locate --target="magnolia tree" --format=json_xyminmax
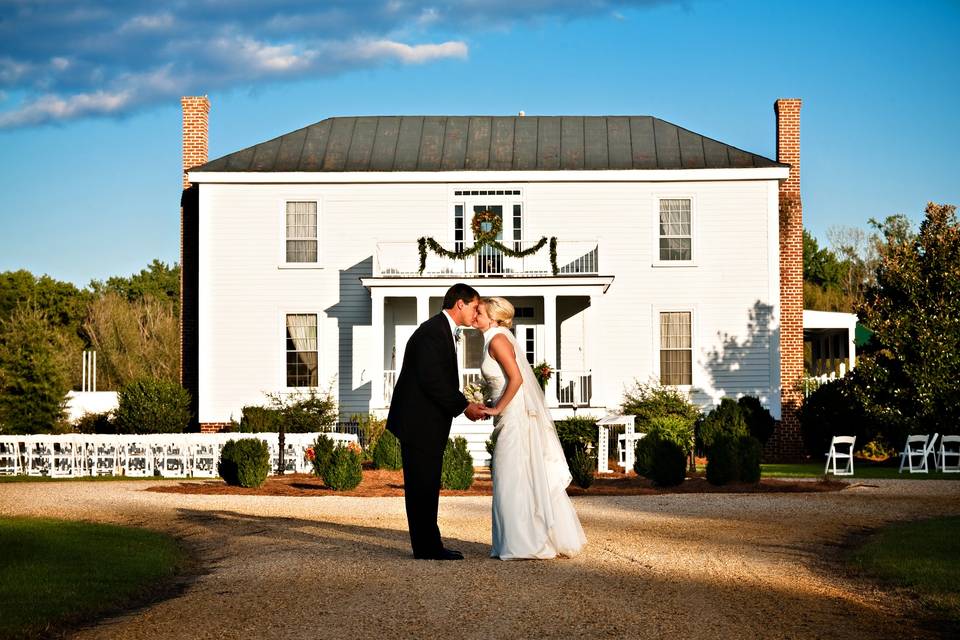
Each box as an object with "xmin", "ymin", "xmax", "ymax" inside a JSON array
[{"xmin": 855, "ymin": 202, "xmax": 960, "ymax": 438}]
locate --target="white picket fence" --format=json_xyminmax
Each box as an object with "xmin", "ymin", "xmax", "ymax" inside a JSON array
[{"xmin": 0, "ymin": 432, "xmax": 358, "ymax": 479}]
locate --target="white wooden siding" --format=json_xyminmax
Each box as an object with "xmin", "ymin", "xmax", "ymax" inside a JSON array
[{"xmin": 198, "ymin": 178, "xmax": 781, "ymax": 423}]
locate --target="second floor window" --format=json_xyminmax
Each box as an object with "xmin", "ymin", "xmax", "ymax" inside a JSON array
[
  {"xmin": 659, "ymin": 199, "xmax": 692, "ymax": 261},
  {"xmin": 286, "ymin": 201, "xmax": 318, "ymax": 263}
]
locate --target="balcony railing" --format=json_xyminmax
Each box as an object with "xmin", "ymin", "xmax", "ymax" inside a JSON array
[
  {"xmin": 553, "ymin": 370, "xmax": 592, "ymax": 407},
  {"xmin": 375, "ymin": 240, "xmax": 599, "ymax": 277}
]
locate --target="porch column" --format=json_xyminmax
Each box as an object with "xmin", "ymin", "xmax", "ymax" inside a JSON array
[
  {"xmin": 587, "ymin": 293, "xmax": 601, "ymax": 408},
  {"xmin": 416, "ymin": 294, "xmax": 430, "ymax": 325},
  {"xmin": 543, "ymin": 293, "xmax": 558, "ymax": 408},
  {"xmin": 371, "ymin": 289, "xmax": 386, "ymax": 409}
]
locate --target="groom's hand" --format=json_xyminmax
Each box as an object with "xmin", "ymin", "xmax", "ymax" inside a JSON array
[{"xmin": 464, "ymin": 403, "xmax": 486, "ymax": 421}]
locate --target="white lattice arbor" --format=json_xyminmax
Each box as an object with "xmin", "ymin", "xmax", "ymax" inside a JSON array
[{"xmin": 595, "ymin": 413, "xmax": 637, "ymax": 474}]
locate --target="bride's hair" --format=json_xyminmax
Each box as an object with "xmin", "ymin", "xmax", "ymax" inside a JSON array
[{"xmin": 482, "ymin": 296, "xmax": 515, "ymax": 329}]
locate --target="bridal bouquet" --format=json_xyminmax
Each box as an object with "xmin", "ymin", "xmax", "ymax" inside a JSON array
[{"xmin": 463, "ymin": 380, "xmax": 491, "ymax": 405}]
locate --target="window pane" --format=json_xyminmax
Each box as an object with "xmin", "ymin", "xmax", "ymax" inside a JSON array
[
  {"xmin": 286, "ymin": 202, "xmax": 318, "ymax": 262},
  {"xmin": 659, "ymin": 312, "xmax": 692, "ymax": 385},
  {"xmin": 659, "ymin": 199, "xmax": 691, "ymax": 261},
  {"xmin": 286, "ymin": 314, "xmax": 318, "ymax": 387}
]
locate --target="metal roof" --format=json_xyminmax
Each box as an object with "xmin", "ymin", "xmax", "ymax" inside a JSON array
[{"xmin": 193, "ymin": 116, "xmax": 785, "ymax": 173}]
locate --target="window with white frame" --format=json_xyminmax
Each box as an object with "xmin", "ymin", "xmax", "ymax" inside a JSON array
[
  {"xmin": 660, "ymin": 311, "xmax": 692, "ymax": 385},
  {"xmin": 286, "ymin": 314, "xmax": 318, "ymax": 387},
  {"xmin": 286, "ymin": 201, "xmax": 318, "ymax": 263},
  {"xmin": 659, "ymin": 199, "xmax": 692, "ymax": 261}
]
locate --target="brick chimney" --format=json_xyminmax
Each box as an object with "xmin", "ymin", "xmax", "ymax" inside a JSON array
[
  {"xmin": 181, "ymin": 96, "xmax": 209, "ymax": 189},
  {"xmin": 773, "ymin": 98, "xmax": 804, "ymax": 459},
  {"xmin": 180, "ymin": 96, "xmax": 208, "ymax": 431}
]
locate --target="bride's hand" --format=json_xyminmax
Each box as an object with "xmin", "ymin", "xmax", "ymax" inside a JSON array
[{"xmin": 482, "ymin": 405, "xmax": 501, "ymax": 417}]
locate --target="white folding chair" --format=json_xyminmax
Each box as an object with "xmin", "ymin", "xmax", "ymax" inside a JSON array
[
  {"xmin": 122, "ymin": 436, "xmax": 153, "ymax": 477},
  {"xmin": 824, "ymin": 435, "xmax": 856, "ymax": 476},
  {"xmin": 939, "ymin": 435, "xmax": 960, "ymax": 473},
  {"xmin": 88, "ymin": 435, "xmax": 121, "ymax": 476},
  {"xmin": 189, "ymin": 435, "xmax": 219, "ymax": 478},
  {"xmin": 899, "ymin": 434, "xmax": 933, "ymax": 473},
  {"xmin": 0, "ymin": 436, "xmax": 22, "ymax": 475},
  {"xmin": 23, "ymin": 435, "xmax": 53, "ymax": 476},
  {"xmin": 160, "ymin": 436, "xmax": 190, "ymax": 477}
]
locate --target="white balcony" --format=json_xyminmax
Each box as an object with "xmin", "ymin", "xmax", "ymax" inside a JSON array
[{"xmin": 374, "ymin": 240, "xmax": 600, "ymax": 277}]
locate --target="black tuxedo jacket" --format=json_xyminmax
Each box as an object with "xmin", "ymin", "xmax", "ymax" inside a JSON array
[{"xmin": 386, "ymin": 312, "xmax": 468, "ymax": 452}]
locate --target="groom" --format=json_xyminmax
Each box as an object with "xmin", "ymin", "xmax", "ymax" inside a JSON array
[{"xmin": 386, "ymin": 283, "xmax": 486, "ymax": 560}]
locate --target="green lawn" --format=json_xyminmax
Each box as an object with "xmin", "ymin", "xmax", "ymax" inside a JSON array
[
  {"xmin": 852, "ymin": 517, "xmax": 960, "ymax": 627},
  {"xmin": 762, "ymin": 462, "xmax": 960, "ymax": 480},
  {"xmin": 0, "ymin": 517, "xmax": 186, "ymax": 639}
]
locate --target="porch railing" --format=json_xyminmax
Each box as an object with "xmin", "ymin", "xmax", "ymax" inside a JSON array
[
  {"xmin": 384, "ymin": 368, "xmax": 593, "ymax": 407},
  {"xmin": 375, "ymin": 240, "xmax": 599, "ymax": 277},
  {"xmin": 553, "ymin": 369, "xmax": 592, "ymax": 406}
]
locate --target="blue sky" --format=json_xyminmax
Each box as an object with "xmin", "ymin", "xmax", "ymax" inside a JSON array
[{"xmin": 1, "ymin": 0, "xmax": 957, "ymax": 286}]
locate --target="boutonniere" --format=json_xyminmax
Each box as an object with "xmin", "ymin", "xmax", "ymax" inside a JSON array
[{"xmin": 454, "ymin": 326, "xmax": 463, "ymax": 343}]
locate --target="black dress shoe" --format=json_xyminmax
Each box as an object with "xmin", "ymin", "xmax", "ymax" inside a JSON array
[{"xmin": 414, "ymin": 548, "xmax": 464, "ymax": 560}]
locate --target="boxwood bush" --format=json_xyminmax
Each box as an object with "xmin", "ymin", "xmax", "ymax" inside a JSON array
[
  {"xmin": 372, "ymin": 430, "xmax": 402, "ymax": 470},
  {"xmin": 569, "ymin": 447, "xmax": 595, "ymax": 489},
  {"xmin": 114, "ymin": 378, "xmax": 191, "ymax": 434},
  {"xmin": 239, "ymin": 405, "xmax": 281, "ymax": 432},
  {"xmin": 555, "ymin": 415, "xmax": 599, "ymax": 459},
  {"xmin": 74, "ymin": 411, "xmax": 114, "ymax": 434},
  {"xmin": 706, "ymin": 434, "xmax": 739, "ymax": 486},
  {"xmin": 322, "ymin": 444, "xmax": 363, "ymax": 491},
  {"xmin": 650, "ymin": 438, "xmax": 687, "ymax": 487},
  {"xmin": 697, "ymin": 398, "xmax": 748, "ymax": 453},
  {"xmin": 310, "ymin": 434, "xmax": 335, "ymax": 478},
  {"xmin": 441, "ymin": 437, "xmax": 474, "ymax": 490},
  {"xmin": 737, "ymin": 435, "xmax": 762, "ymax": 484},
  {"xmin": 218, "ymin": 438, "xmax": 270, "ymax": 488},
  {"xmin": 737, "ymin": 396, "xmax": 775, "ymax": 445}
]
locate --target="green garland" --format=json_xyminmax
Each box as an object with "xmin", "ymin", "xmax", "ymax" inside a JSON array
[{"xmin": 417, "ymin": 235, "xmax": 558, "ymax": 275}]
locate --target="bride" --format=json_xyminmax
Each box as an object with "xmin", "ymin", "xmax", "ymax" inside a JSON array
[{"xmin": 475, "ymin": 296, "xmax": 586, "ymax": 560}]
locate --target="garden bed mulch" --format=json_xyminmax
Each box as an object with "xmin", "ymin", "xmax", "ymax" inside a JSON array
[{"xmin": 147, "ymin": 468, "xmax": 848, "ymax": 497}]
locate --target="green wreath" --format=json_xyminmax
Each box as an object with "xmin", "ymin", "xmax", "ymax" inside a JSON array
[{"xmin": 470, "ymin": 210, "xmax": 502, "ymax": 242}]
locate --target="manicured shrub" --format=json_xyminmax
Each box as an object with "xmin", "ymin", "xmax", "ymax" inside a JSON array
[
  {"xmin": 74, "ymin": 411, "xmax": 114, "ymax": 434},
  {"xmin": 218, "ymin": 438, "xmax": 270, "ymax": 488},
  {"xmin": 697, "ymin": 398, "xmax": 748, "ymax": 453},
  {"xmin": 310, "ymin": 434, "xmax": 335, "ymax": 478},
  {"xmin": 555, "ymin": 415, "xmax": 599, "ymax": 459},
  {"xmin": 355, "ymin": 413, "xmax": 386, "ymax": 455},
  {"xmin": 322, "ymin": 444, "xmax": 363, "ymax": 491},
  {"xmin": 646, "ymin": 415, "xmax": 695, "ymax": 451},
  {"xmin": 650, "ymin": 438, "xmax": 687, "ymax": 487},
  {"xmin": 441, "ymin": 437, "xmax": 474, "ymax": 490},
  {"xmin": 569, "ymin": 447, "xmax": 595, "ymax": 489},
  {"xmin": 114, "ymin": 378, "xmax": 191, "ymax": 434},
  {"xmin": 736, "ymin": 435, "xmax": 762, "ymax": 484},
  {"xmin": 738, "ymin": 395, "xmax": 775, "ymax": 445},
  {"xmin": 372, "ymin": 429, "xmax": 402, "ymax": 470},
  {"xmin": 634, "ymin": 435, "xmax": 655, "ymax": 477},
  {"xmin": 621, "ymin": 380, "xmax": 700, "ymax": 432},
  {"xmin": 278, "ymin": 390, "xmax": 338, "ymax": 433},
  {"xmin": 239, "ymin": 405, "xmax": 281, "ymax": 432},
  {"xmin": 706, "ymin": 434, "xmax": 739, "ymax": 486}
]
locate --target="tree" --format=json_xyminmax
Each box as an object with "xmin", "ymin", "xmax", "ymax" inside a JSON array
[
  {"xmin": 83, "ymin": 292, "xmax": 179, "ymax": 389},
  {"xmin": 0, "ymin": 305, "xmax": 74, "ymax": 434},
  {"xmin": 90, "ymin": 260, "xmax": 180, "ymax": 313},
  {"xmin": 803, "ymin": 230, "xmax": 851, "ymax": 311},
  {"xmin": 856, "ymin": 203, "xmax": 960, "ymax": 435}
]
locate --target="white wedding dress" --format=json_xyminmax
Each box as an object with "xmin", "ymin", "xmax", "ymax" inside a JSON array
[{"xmin": 482, "ymin": 326, "xmax": 586, "ymax": 559}]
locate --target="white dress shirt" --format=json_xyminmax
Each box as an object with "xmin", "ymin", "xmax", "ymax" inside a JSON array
[{"xmin": 442, "ymin": 310, "xmax": 460, "ymax": 351}]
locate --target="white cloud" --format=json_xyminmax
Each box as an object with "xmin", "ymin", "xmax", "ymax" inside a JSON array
[
  {"xmin": 120, "ymin": 12, "xmax": 175, "ymax": 33},
  {"xmin": 0, "ymin": 89, "xmax": 133, "ymax": 128},
  {"xmin": 50, "ymin": 57, "xmax": 71, "ymax": 71},
  {"xmin": 352, "ymin": 39, "xmax": 468, "ymax": 64}
]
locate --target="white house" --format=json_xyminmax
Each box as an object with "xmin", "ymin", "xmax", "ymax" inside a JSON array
[{"xmin": 180, "ymin": 99, "xmax": 806, "ymax": 461}]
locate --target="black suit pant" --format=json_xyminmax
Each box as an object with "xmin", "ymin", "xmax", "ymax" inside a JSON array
[{"xmin": 400, "ymin": 441, "xmax": 445, "ymax": 557}]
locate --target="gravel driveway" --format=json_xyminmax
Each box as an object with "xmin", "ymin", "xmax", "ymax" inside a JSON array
[{"xmin": 2, "ymin": 479, "xmax": 958, "ymax": 639}]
